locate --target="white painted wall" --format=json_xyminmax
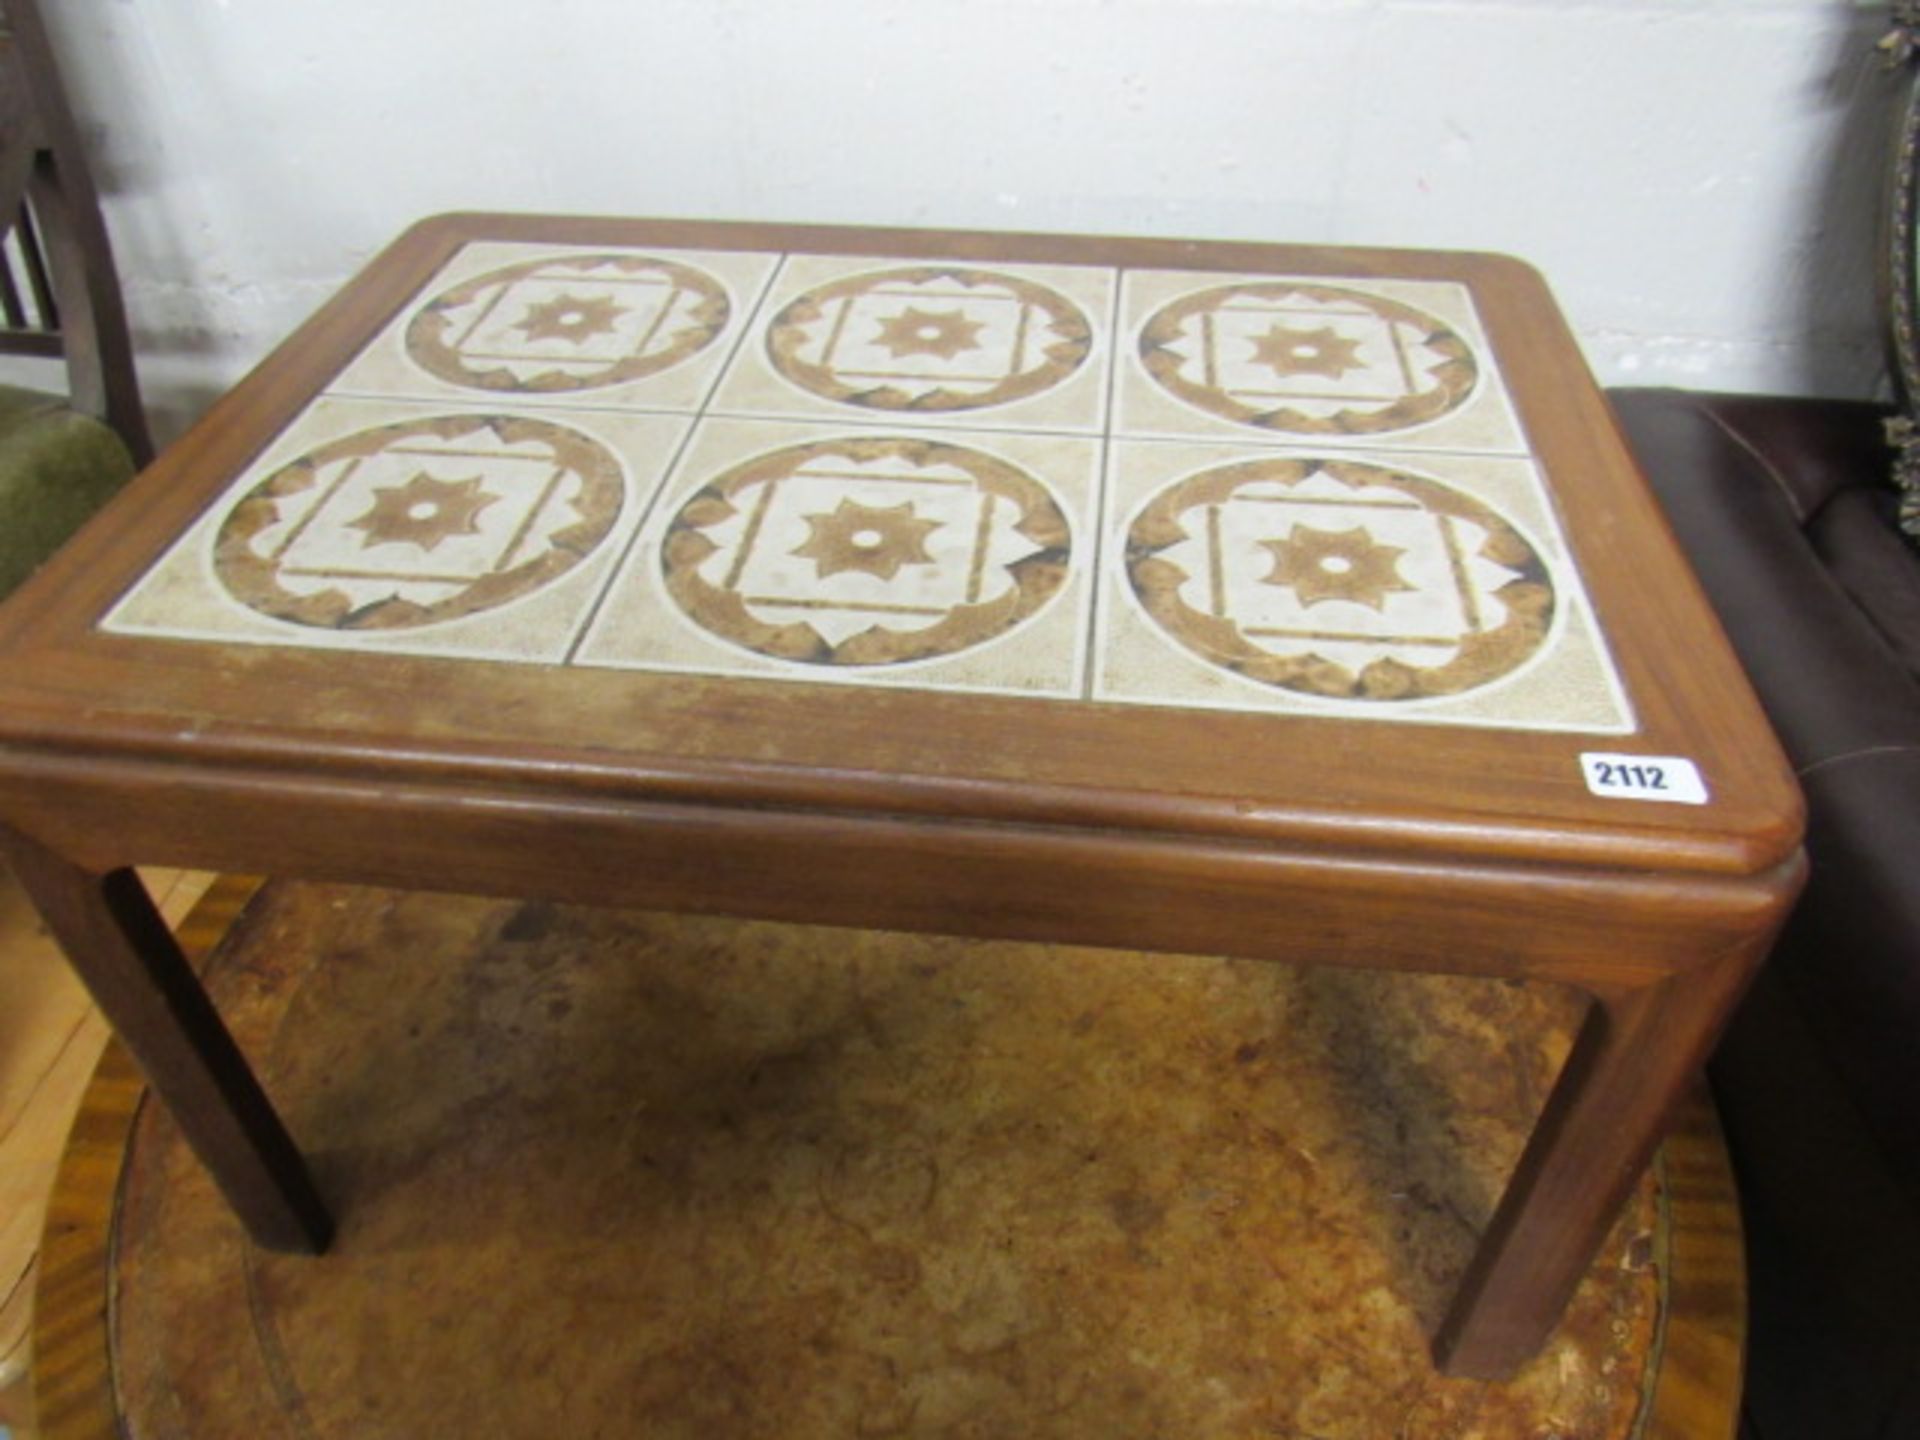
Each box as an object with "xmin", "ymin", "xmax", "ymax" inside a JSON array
[{"xmin": 32, "ymin": 0, "xmax": 1903, "ymax": 441}]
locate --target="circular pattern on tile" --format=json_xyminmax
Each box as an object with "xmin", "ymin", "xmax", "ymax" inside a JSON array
[
  {"xmin": 1138, "ymin": 282, "xmax": 1479, "ymax": 435},
  {"xmin": 661, "ymin": 436, "xmax": 1071, "ymax": 666},
  {"xmin": 214, "ymin": 414, "xmax": 624, "ymax": 630},
  {"xmin": 405, "ymin": 253, "xmax": 730, "ymax": 392},
  {"xmin": 765, "ymin": 266, "xmax": 1093, "ymax": 412},
  {"xmin": 1125, "ymin": 456, "xmax": 1554, "ymax": 700}
]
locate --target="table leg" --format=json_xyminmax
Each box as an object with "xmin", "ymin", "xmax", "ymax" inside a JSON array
[
  {"xmin": 2, "ymin": 829, "xmax": 332, "ymax": 1253},
  {"xmin": 1431, "ymin": 936, "xmax": 1763, "ymax": 1379}
]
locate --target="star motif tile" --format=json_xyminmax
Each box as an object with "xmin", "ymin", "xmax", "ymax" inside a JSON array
[
  {"xmin": 101, "ymin": 239, "xmax": 1633, "ymax": 734},
  {"xmin": 1259, "ymin": 524, "xmax": 1416, "ymax": 611},
  {"xmin": 706, "ymin": 253, "xmax": 1117, "ymax": 435},
  {"xmin": 1248, "ymin": 323, "xmax": 1368, "ymax": 382},
  {"xmin": 325, "ymin": 242, "xmax": 782, "ymax": 413},
  {"xmin": 104, "ymin": 398, "xmax": 691, "ymax": 663},
  {"xmin": 510, "ymin": 292, "xmax": 632, "ymax": 347},
  {"xmin": 1096, "ymin": 439, "xmax": 1632, "ymax": 731},
  {"xmin": 1114, "ymin": 269, "xmax": 1529, "ymax": 455},
  {"xmin": 792, "ymin": 497, "xmax": 946, "ymax": 583},
  {"xmin": 574, "ymin": 417, "xmax": 1098, "ymax": 695},
  {"xmin": 344, "ymin": 471, "xmax": 501, "ymax": 554},
  {"xmin": 869, "ymin": 306, "xmax": 990, "ymax": 363}
]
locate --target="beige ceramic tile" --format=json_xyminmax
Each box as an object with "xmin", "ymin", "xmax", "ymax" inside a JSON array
[
  {"xmin": 1093, "ymin": 439, "xmax": 1633, "ymax": 733},
  {"xmin": 1112, "ymin": 270, "xmax": 1529, "ymax": 455},
  {"xmin": 103, "ymin": 397, "xmax": 692, "ymax": 665},
  {"xmin": 97, "ymin": 246, "xmax": 1633, "ymax": 735},
  {"xmin": 326, "ymin": 242, "xmax": 781, "ymax": 414},
  {"xmin": 575, "ymin": 416, "xmax": 1099, "ymax": 698},
  {"xmin": 706, "ymin": 254, "xmax": 1116, "ymax": 435}
]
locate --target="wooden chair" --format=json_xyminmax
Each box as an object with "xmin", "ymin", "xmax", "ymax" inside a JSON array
[{"xmin": 0, "ymin": 0, "xmax": 150, "ymax": 597}]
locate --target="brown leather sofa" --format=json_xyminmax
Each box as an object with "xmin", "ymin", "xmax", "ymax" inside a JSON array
[{"xmin": 1608, "ymin": 389, "xmax": 1920, "ymax": 1440}]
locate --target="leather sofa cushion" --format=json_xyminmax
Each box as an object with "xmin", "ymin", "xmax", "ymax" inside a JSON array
[
  {"xmin": 1610, "ymin": 387, "xmax": 1920, "ymax": 1207},
  {"xmin": 1615, "ymin": 388, "xmax": 1894, "ymax": 524},
  {"xmin": 1809, "ymin": 484, "xmax": 1920, "ymax": 679},
  {"xmin": 1789, "ymin": 746, "xmax": 1920, "ymax": 1202},
  {"xmin": 1606, "ymin": 388, "xmax": 1920, "ymax": 765}
]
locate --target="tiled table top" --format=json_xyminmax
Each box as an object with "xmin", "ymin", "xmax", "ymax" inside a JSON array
[
  {"xmin": 6, "ymin": 223, "xmax": 1799, "ymax": 1391},
  {"xmin": 104, "ymin": 242, "xmax": 1631, "ymax": 735}
]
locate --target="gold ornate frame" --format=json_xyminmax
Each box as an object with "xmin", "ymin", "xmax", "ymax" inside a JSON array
[{"xmin": 1881, "ymin": 3, "xmax": 1920, "ymax": 534}]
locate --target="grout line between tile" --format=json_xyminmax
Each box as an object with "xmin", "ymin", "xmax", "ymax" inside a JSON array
[
  {"xmin": 693, "ymin": 256, "xmax": 790, "ymax": 417},
  {"xmin": 1086, "ymin": 445, "xmax": 1123, "ymax": 706},
  {"xmin": 1098, "ymin": 270, "xmax": 1127, "ymax": 439},
  {"xmin": 318, "ymin": 387, "xmax": 707, "ymax": 421},
  {"xmin": 559, "ymin": 258, "xmax": 789, "ymax": 665},
  {"xmin": 1103, "ymin": 428, "xmax": 1536, "ymax": 463},
  {"xmin": 568, "ymin": 646, "xmax": 1087, "ymax": 704},
  {"xmin": 1081, "ymin": 270, "xmax": 1130, "ymax": 701},
  {"xmin": 699, "ymin": 409, "xmax": 1103, "ymax": 444},
  {"xmin": 560, "ymin": 416, "xmax": 703, "ymax": 667}
]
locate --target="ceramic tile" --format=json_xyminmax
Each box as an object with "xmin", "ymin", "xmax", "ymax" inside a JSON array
[
  {"xmin": 325, "ymin": 242, "xmax": 781, "ymax": 413},
  {"xmin": 574, "ymin": 417, "xmax": 1100, "ymax": 697},
  {"xmin": 103, "ymin": 397, "xmax": 692, "ymax": 665},
  {"xmin": 1112, "ymin": 270, "xmax": 1529, "ymax": 455},
  {"xmin": 103, "ymin": 243, "xmax": 1640, "ymax": 736},
  {"xmin": 705, "ymin": 254, "xmax": 1116, "ymax": 435},
  {"xmin": 1093, "ymin": 439, "xmax": 1633, "ymax": 732}
]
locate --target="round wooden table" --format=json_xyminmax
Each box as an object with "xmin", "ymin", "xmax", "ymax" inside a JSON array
[{"xmin": 33, "ymin": 877, "xmax": 1743, "ymax": 1439}]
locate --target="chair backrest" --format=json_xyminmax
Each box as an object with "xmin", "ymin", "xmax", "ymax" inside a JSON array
[{"xmin": 0, "ymin": 0, "xmax": 150, "ymax": 464}]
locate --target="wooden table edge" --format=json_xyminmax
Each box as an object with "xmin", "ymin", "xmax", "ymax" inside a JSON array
[
  {"xmin": 0, "ymin": 712, "xmax": 1801, "ymax": 881},
  {"xmin": 401, "ymin": 209, "xmax": 1560, "ymax": 285},
  {"xmin": 0, "ymin": 744, "xmax": 1805, "ymax": 1000},
  {"xmin": 0, "ymin": 211, "xmax": 1807, "ymax": 884}
]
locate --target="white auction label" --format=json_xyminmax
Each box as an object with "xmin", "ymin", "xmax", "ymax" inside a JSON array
[{"xmin": 1579, "ymin": 753, "xmax": 1709, "ymax": 805}]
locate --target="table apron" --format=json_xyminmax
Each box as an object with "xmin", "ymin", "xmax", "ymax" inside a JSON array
[{"xmin": 0, "ymin": 752, "xmax": 1801, "ymax": 998}]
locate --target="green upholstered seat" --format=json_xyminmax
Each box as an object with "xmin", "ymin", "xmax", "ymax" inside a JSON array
[
  {"xmin": 0, "ymin": 381, "xmax": 134, "ymax": 599},
  {"xmin": 0, "ymin": 0, "xmax": 152, "ymax": 604}
]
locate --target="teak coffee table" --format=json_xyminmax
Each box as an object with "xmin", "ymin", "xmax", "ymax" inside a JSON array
[{"xmin": 0, "ymin": 214, "xmax": 1802, "ymax": 1380}]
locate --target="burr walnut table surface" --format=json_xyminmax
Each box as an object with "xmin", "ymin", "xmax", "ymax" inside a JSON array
[{"xmin": 0, "ymin": 214, "xmax": 1803, "ymax": 1381}]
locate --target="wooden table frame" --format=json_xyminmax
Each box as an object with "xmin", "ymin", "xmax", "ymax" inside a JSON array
[
  {"xmin": 32, "ymin": 880, "xmax": 1751, "ymax": 1440},
  {"xmin": 0, "ymin": 214, "xmax": 1804, "ymax": 1381}
]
